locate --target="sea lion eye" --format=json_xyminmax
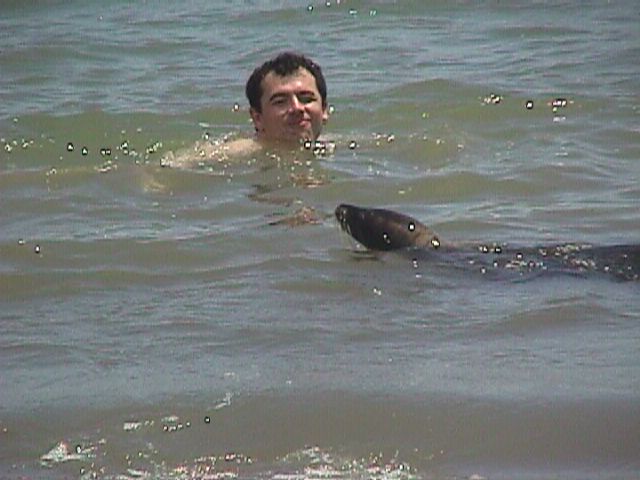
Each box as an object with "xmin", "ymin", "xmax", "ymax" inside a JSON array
[
  {"xmin": 431, "ymin": 237, "xmax": 441, "ymax": 249},
  {"xmin": 408, "ymin": 222, "xmax": 415, "ymax": 232}
]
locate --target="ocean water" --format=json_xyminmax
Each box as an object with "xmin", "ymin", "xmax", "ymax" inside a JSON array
[{"xmin": 1, "ymin": 1, "xmax": 639, "ymax": 479}]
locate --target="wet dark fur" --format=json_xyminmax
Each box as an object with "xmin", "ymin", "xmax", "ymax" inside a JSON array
[
  {"xmin": 334, "ymin": 204, "xmax": 442, "ymax": 251},
  {"xmin": 335, "ymin": 203, "xmax": 640, "ymax": 281}
]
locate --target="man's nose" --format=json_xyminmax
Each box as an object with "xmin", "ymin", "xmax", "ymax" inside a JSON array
[{"xmin": 289, "ymin": 95, "xmax": 304, "ymax": 111}]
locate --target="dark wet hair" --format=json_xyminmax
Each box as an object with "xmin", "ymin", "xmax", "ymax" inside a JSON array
[{"xmin": 245, "ymin": 52, "xmax": 327, "ymax": 113}]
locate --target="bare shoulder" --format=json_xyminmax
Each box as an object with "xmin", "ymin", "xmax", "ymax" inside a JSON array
[
  {"xmin": 221, "ymin": 137, "xmax": 262, "ymax": 157},
  {"xmin": 161, "ymin": 136, "xmax": 262, "ymax": 169}
]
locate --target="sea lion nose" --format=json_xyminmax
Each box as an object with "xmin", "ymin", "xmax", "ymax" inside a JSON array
[{"xmin": 335, "ymin": 204, "xmax": 348, "ymax": 223}]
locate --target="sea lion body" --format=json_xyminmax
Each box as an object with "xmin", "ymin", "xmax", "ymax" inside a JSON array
[{"xmin": 335, "ymin": 203, "xmax": 640, "ymax": 281}]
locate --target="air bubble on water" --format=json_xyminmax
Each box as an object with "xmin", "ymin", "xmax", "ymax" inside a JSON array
[
  {"xmin": 348, "ymin": 140, "xmax": 358, "ymax": 149},
  {"xmin": 551, "ymin": 98, "xmax": 568, "ymax": 108},
  {"xmin": 214, "ymin": 392, "xmax": 233, "ymax": 410},
  {"xmin": 313, "ymin": 140, "xmax": 327, "ymax": 156},
  {"xmin": 66, "ymin": 142, "xmax": 74, "ymax": 152},
  {"xmin": 123, "ymin": 421, "xmax": 142, "ymax": 432},
  {"xmin": 328, "ymin": 104, "xmax": 335, "ymax": 114},
  {"xmin": 145, "ymin": 141, "xmax": 162, "ymax": 155},
  {"xmin": 373, "ymin": 287, "xmax": 382, "ymax": 296},
  {"xmin": 483, "ymin": 93, "xmax": 501, "ymax": 105},
  {"xmin": 81, "ymin": 146, "xmax": 88, "ymax": 156},
  {"xmin": 307, "ymin": 4, "xmax": 313, "ymax": 12},
  {"xmin": 525, "ymin": 100, "xmax": 534, "ymax": 110}
]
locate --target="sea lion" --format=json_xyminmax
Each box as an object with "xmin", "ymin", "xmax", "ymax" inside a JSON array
[
  {"xmin": 334, "ymin": 204, "xmax": 442, "ymax": 251},
  {"xmin": 335, "ymin": 203, "xmax": 640, "ymax": 281}
]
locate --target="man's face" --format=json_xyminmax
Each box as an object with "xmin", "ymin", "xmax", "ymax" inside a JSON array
[{"xmin": 250, "ymin": 67, "xmax": 328, "ymax": 144}]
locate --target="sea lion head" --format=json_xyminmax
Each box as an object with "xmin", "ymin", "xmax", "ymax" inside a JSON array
[{"xmin": 335, "ymin": 203, "xmax": 440, "ymax": 251}]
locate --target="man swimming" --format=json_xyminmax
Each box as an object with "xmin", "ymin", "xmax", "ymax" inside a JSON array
[
  {"xmin": 246, "ymin": 51, "xmax": 329, "ymax": 146},
  {"xmin": 162, "ymin": 52, "xmax": 330, "ymax": 167}
]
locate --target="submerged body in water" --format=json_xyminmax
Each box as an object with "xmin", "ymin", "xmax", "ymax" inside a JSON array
[{"xmin": 335, "ymin": 204, "xmax": 640, "ymax": 281}]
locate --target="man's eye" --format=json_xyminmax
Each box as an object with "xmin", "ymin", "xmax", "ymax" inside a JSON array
[{"xmin": 298, "ymin": 94, "xmax": 316, "ymax": 104}]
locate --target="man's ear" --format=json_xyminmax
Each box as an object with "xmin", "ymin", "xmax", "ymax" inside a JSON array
[{"xmin": 250, "ymin": 107, "xmax": 263, "ymax": 132}]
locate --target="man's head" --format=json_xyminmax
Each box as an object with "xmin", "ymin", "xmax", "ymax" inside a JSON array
[{"xmin": 246, "ymin": 52, "xmax": 329, "ymax": 144}]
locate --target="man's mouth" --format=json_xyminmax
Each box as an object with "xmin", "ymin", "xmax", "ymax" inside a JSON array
[{"xmin": 290, "ymin": 117, "xmax": 311, "ymax": 128}]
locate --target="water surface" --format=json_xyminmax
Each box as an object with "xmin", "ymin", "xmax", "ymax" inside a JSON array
[{"xmin": 1, "ymin": 2, "xmax": 639, "ymax": 479}]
